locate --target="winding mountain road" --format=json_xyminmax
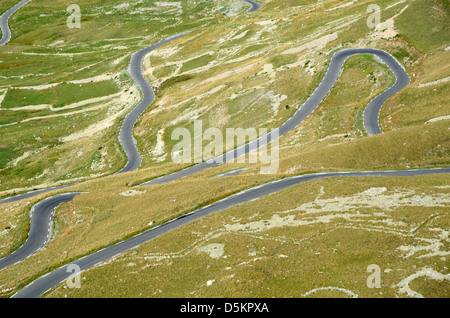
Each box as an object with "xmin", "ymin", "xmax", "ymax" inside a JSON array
[
  {"xmin": 243, "ymin": 0, "xmax": 262, "ymax": 12},
  {"xmin": 0, "ymin": 0, "xmax": 260, "ymax": 268},
  {"xmin": 12, "ymin": 167, "xmax": 449, "ymax": 298},
  {"xmin": 118, "ymin": 32, "xmax": 189, "ymax": 173},
  {"xmin": 0, "ymin": 33, "xmax": 188, "ymax": 205},
  {"xmin": 0, "ymin": 0, "xmax": 262, "ymax": 200},
  {"xmin": 0, "ymin": 192, "xmax": 81, "ymax": 270},
  {"xmin": 1, "ymin": 0, "xmax": 447, "ymax": 299},
  {"xmin": 0, "ymin": 33, "xmax": 190, "ymax": 271},
  {"xmin": 140, "ymin": 48, "xmax": 411, "ymax": 186},
  {"xmin": 0, "ymin": 0, "xmax": 30, "ymax": 46}
]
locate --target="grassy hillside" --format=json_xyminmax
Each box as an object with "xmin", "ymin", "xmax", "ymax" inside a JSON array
[
  {"xmin": 46, "ymin": 174, "xmax": 450, "ymax": 298},
  {"xmin": 0, "ymin": 0, "xmax": 247, "ymax": 195},
  {"xmin": 0, "ymin": 0, "xmax": 448, "ymax": 298}
]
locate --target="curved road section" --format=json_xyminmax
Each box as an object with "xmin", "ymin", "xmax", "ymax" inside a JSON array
[
  {"xmin": 117, "ymin": 0, "xmax": 261, "ymax": 173},
  {"xmin": 117, "ymin": 33, "xmax": 189, "ymax": 173},
  {"xmin": 141, "ymin": 48, "xmax": 411, "ymax": 186},
  {"xmin": 0, "ymin": 34, "xmax": 189, "ymax": 267},
  {"xmin": 362, "ymin": 51, "xmax": 410, "ymax": 134},
  {"xmin": 12, "ymin": 167, "xmax": 449, "ymax": 298},
  {"xmin": 0, "ymin": 1, "xmax": 261, "ymax": 201},
  {"xmin": 0, "ymin": 34, "xmax": 188, "ymax": 204},
  {"xmin": 0, "ymin": 0, "xmax": 31, "ymax": 46},
  {"xmin": 118, "ymin": 0, "xmax": 261, "ymax": 172},
  {"xmin": 0, "ymin": 0, "xmax": 261, "ymax": 266},
  {"xmin": 243, "ymin": 0, "xmax": 262, "ymax": 12},
  {"xmin": 0, "ymin": 0, "xmax": 433, "ymax": 298},
  {"xmin": 0, "ymin": 192, "xmax": 81, "ymax": 270},
  {"xmin": 0, "ymin": 184, "xmax": 77, "ymax": 206}
]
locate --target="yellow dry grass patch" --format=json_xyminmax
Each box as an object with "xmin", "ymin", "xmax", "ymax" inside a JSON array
[{"xmin": 45, "ymin": 174, "xmax": 449, "ymax": 298}]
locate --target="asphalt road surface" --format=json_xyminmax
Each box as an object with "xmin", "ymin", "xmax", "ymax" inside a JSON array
[
  {"xmin": 12, "ymin": 168, "xmax": 449, "ymax": 298},
  {"xmin": 0, "ymin": 0, "xmax": 31, "ymax": 46},
  {"xmin": 0, "ymin": 0, "xmax": 262, "ymax": 269},
  {"xmin": 0, "ymin": 0, "xmax": 261, "ymax": 201},
  {"xmin": 140, "ymin": 48, "xmax": 411, "ymax": 186},
  {"xmin": 0, "ymin": 0, "xmax": 261, "ymax": 270},
  {"xmin": 117, "ymin": 33, "xmax": 189, "ymax": 173},
  {"xmin": 2, "ymin": 0, "xmax": 446, "ymax": 299},
  {"xmin": 243, "ymin": 0, "xmax": 262, "ymax": 12},
  {"xmin": 0, "ymin": 192, "xmax": 81, "ymax": 270}
]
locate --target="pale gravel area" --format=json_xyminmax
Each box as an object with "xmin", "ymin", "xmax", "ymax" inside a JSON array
[
  {"xmin": 48, "ymin": 40, "xmax": 65, "ymax": 47},
  {"xmin": 217, "ymin": 25, "xmax": 246, "ymax": 44},
  {"xmin": 425, "ymin": 115, "xmax": 450, "ymax": 124},
  {"xmin": 119, "ymin": 189, "xmax": 147, "ymax": 197},
  {"xmin": 197, "ymin": 243, "xmax": 225, "ymax": 259},
  {"xmin": 265, "ymin": 90, "xmax": 287, "ymax": 115},
  {"xmin": 196, "ymin": 61, "xmax": 262, "ymax": 86},
  {"xmin": 416, "ymin": 76, "xmax": 450, "ymax": 88},
  {"xmin": 0, "ymin": 89, "xmax": 7, "ymax": 107},
  {"xmin": 149, "ymin": 85, "xmax": 226, "ymax": 116},
  {"xmin": 61, "ymin": 86, "xmax": 140, "ymax": 142},
  {"xmin": 148, "ymin": 128, "xmax": 167, "ymax": 162},
  {"xmin": 113, "ymin": 3, "xmax": 130, "ymax": 10},
  {"xmin": 249, "ymin": 22, "xmax": 278, "ymax": 42},
  {"xmin": 134, "ymin": 234, "xmax": 228, "ymax": 267},
  {"xmin": 397, "ymin": 228, "xmax": 449, "ymax": 259},
  {"xmin": 396, "ymin": 267, "xmax": 450, "ymax": 298},
  {"xmin": 285, "ymin": 187, "xmax": 450, "ymax": 214}
]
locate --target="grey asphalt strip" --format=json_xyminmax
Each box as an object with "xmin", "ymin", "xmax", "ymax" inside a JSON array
[
  {"xmin": 140, "ymin": 48, "xmax": 411, "ymax": 186},
  {"xmin": 214, "ymin": 168, "xmax": 248, "ymax": 178},
  {"xmin": 116, "ymin": 0, "xmax": 262, "ymax": 172},
  {"xmin": 0, "ymin": 0, "xmax": 31, "ymax": 46},
  {"xmin": 0, "ymin": 192, "xmax": 81, "ymax": 270},
  {"xmin": 0, "ymin": 34, "xmax": 188, "ymax": 204},
  {"xmin": 0, "ymin": 0, "xmax": 262, "ymax": 275},
  {"xmin": 0, "ymin": 1, "xmax": 262, "ymax": 204},
  {"xmin": 117, "ymin": 32, "xmax": 189, "ymax": 173},
  {"xmin": 1, "ymin": 0, "xmax": 438, "ymax": 299},
  {"xmin": 0, "ymin": 184, "xmax": 80, "ymax": 206},
  {"xmin": 12, "ymin": 167, "xmax": 449, "ymax": 298},
  {"xmin": 243, "ymin": 0, "xmax": 262, "ymax": 12}
]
